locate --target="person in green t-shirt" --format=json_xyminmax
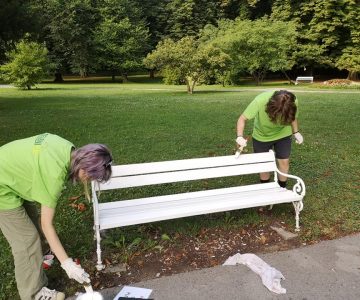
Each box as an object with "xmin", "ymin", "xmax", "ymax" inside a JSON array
[
  {"xmin": 235, "ymin": 90, "xmax": 303, "ymax": 188},
  {"xmin": 0, "ymin": 133, "xmax": 113, "ymax": 300}
]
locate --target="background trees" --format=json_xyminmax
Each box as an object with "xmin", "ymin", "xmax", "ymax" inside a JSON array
[
  {"xmin": 204, "ymin": 18, "xmax": 297, "ymax": 85},
  {"xmin": 0, "ymin": 0, "xmax": 359, "ymax": 87},
  {"xmin": 95, "ymin": 0, "xmax": 150, "ymax": 81}
]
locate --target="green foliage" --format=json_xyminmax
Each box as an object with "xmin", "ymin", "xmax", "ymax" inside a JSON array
[
  {"xmin": 144, "ymin": 37, "xmax": 231, "ymax": 93},
  {"xmin": 293, "ymin": 0, "xmax": 354, "ymax": 69},
  {"xmin": 0, "ymin": 0, "xmax": 43, "ymax": 64},
  {"xmin": 0, "ymin": 39, "xmax": 51, "ymax": 89},
  {"xmin": 209, "ymin": 18, "xmax": 297, "ymax": 85},
  {"xmin": 165, "ymin": 0, "xmax": 223, "ymax": 39},
  {"xmin": 335, "ymin": 0, "xmax": 360, "ymax": 79},
  {"xmin": 95, "ymin": 0, "xmax": 150, "ymax": 79},
  {"xmin": 45, "ymin": 0, "xmax": 100, "ymax": 77}
]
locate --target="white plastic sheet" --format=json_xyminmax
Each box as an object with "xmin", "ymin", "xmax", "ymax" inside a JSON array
[{"xmin": 223, "ymin": 253, "xmax": 286, "ymax": 294}]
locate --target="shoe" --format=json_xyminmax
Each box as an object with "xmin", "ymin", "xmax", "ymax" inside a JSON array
[{"xmin": 34, "ymin": 287, "xmax": 65, "ymax": 300}]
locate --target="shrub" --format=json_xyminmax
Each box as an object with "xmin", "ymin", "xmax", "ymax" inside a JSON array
[{"xmin": 0, "ymin": 40, "xmax": 51, "ymax": 89}]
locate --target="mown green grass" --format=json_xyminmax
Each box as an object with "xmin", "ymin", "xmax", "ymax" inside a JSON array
[{"xmin": 0, "ymin": 78, "xmax": 359, "ymax": 298}]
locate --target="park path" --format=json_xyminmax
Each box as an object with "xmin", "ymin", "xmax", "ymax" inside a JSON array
[{"xmin": 67, "ymin": 233, "xmax": 360, "ymax": 300}]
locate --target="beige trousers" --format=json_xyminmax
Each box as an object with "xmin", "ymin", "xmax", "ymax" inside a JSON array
[{"xmin": 0, "ymin": 201, "xmax": 47, "ymax": 300}]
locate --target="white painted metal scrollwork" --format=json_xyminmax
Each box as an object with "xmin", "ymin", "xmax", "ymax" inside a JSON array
[
  {"xmin": 292, "ymin": 201, "xmax": 304, "ymax": 232},
  {"xmin": 275, "ymin": 168, "xmax": 306, "ymax": 197},
  {"xmin": 293, "ymin": 179, "xmax": 305, "ymax": 196},
  {"xmin": 91, "ymin": 181, "xmax": 105, "ymax": 270},
  {"xmin": 275, "ymin": 166, "xmax": 305, "ymax": 231}
]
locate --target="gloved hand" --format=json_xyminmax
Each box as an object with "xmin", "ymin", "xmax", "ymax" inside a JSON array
[
  {"xmin": 293, "ymin": 132, "xmax": 304, "ymax": 144},
  {"xmin": 236, "ymin": 136, "xmax": 247, "ymax": 148},
  {"xmin": 61, "ymin": 258, "xmax": 90, "ymax": 284}
]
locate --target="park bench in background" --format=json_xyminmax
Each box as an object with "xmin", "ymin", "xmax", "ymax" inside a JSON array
[
  {"xmin": 91, "ymin": 150, "xmax": 305, "ymax": 270},
  {"xmin": 295, "ymin": 76, "xmax": 314, "ymax": 84}
]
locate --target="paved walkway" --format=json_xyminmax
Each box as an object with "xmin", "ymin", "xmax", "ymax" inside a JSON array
[{"xmin": 67, "ymin": 233, "xmax": 360, "ymax": 300}]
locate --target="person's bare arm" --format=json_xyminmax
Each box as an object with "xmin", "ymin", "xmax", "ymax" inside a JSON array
[
  {"xmin": 291, "ymin": 119, "xmax": 299, "ymax": 133},
  {"xmin": 41, "ymin": 205, "xmax": 68, "ymax": 263},
  {"xmin": 291, "ymin": 119, "xmax": 304, "ymax": 144},
  {"xmin": 236, "ymin": 114, "xmax": 248, "ymax": 137}
]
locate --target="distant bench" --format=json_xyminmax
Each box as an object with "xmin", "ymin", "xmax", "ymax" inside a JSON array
[
  {"xmin": 295, "ymin": 76, "xmax": 314, "ymax": 84},
  {"xmin": 91, "ymin": 150, "xmax": 305, "ymax": 270}
]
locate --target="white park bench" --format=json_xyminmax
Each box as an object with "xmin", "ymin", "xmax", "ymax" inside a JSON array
[
  {"xmin": 91, "ymin": 150, "xmax": 305, "ymax": 270},
  {"xmin": 295, "ymin": 76, "xmax": 313, "ymax": 84}
]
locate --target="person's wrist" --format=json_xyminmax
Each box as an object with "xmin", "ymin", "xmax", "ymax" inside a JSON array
[{"xmin": 293, "ymin": 131, "xmax": 299, "ymax": 134}]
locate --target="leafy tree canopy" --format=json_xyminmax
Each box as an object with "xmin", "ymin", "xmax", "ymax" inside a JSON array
[
  {"xmin": 0, "ymin": 39, "xmax": 51, "ymax": 89},
  {"xmin": 208, "ymin": 18, "xmax": 297, "ymax": 84}
]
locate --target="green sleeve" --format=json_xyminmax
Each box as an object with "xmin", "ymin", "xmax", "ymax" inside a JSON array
[{"xmin": 243, "ymin": 98, "xmax": 260, "ymax": 120}]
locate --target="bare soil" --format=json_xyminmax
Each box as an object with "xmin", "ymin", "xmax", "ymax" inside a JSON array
[{"xmin": 88, "ymin": 219, "xmax": 302, "ymax": 290}]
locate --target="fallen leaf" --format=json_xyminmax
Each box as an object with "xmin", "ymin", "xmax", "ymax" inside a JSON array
[
  {"xmin": 68, "ymin": 195, "xmax": 83, "ymax": 201},
  {"xmin": 260, "ymin": 235, "xmax": 267, "ymax": 244},
  {"xmin": 77, "ymin": 203, "xmax": 86, "ymax": 212}
]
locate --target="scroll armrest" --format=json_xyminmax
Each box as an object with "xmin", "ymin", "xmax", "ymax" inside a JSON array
[{"xmin": 276, "ymin": 168, "xmax": 306, "ymax": 197}]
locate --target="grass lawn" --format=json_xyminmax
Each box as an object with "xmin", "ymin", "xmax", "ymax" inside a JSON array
[{"xmin": 0, "ymin": 77, "xmax": 359, "ymax": 298}]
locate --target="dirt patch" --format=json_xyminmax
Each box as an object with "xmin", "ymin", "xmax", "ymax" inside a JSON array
[{"xmin": 88, "ymin": 221, "xmax": 302, "ymax": 290}]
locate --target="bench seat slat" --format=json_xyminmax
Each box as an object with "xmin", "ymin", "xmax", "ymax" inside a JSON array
[
  {"xmin": 98, "ymin": 185, "xmax": 301, "ymax": 229},
  {"xmin": 100, "ymin": 187, "xmax": 283, "ymax": 217},
  {"xmin": 98, "ymin": 161, "xmax": 276, "ymax": 190},
  {"xmin": 99, "ymin": 182, "xmax": 279, "ymax": 209}
]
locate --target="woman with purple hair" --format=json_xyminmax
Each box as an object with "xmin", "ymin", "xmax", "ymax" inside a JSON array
[{"xmin": 0, "ymin": 133, "xmax": 112, "ymax": 300}]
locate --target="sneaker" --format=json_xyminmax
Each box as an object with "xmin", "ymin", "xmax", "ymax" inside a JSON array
[{"xmin": 34, "ymin": 287, "xmax": 65, "ymax": 300}]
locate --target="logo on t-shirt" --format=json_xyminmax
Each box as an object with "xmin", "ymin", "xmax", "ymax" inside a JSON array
[{"xmin": 34, "ymin": 133, "xmax": 49, "ymax": 145}]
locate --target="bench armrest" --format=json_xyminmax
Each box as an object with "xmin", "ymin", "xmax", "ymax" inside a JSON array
[{"xmin": 275, "ymin": 168, "xmax": 306, "ymax": 197}]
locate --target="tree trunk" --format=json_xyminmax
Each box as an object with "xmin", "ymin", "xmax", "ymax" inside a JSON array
[
  {"xmin": 282, "ymin": 70, "xmax": 295, "ymax": 85},
  {"xmin": 149, "ymin": 69, "xmax": 155, "ymax": 79},
  {"xmin": 53, "ymin": 72, "xmax": 64, "ymax": 83},
  {"xmin": 186, "ymin": 76, "xmax": 196, "ymax": 94},
  {"xmin": 347, "ymin": 70, "xmax": 358, "ymax": 81},
  {"xmin": 27, "ymin": 85, "xmax": 31, "ymax": 90},
  {"xmin": 191, "ymin": 79, "xmax": 196, "ymax": 94},
  {"xmin": 111, "ymin": 71, "xmax": 116, "ymax": 82},
  {"xmin": 186, "ymin": 81, "xmax": 192, "ymax": 94},
  {"xmin": 252, "ymin": 73, "xmax": 260, "ymax": 86},
  {"xmin": 122, "ymin": 73, "xmax": 128, "ymax": 82}
]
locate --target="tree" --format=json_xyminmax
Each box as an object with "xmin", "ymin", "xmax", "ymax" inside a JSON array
[
  {"xmin": 95, "ymin": 0, "xmax": 150, "ymax": 81},
  {"xmin": 335, "ymin": 0, "xmax": 360, "ymax": 80},
  {"xmin": 210, "ymin": 18, "xmax": 297, "ymax": 85},
  {"xmin": 45, "ymin": 0, "xmax": 100, "ymax": 77},
  {"xmin": 293, "ymin": 0, "xmax": 348, "ymax": 73},
  {"xmin": 0, "ymin": 39, "xmax": 51, "ymax": 89},
  {"xmin": 0, "ymin": 0, "xmax": 43, "ymax": 63},
  {"xmin": 165, "ymin": 0, "xmax": 224, "ymax": 39},
  {"xmin": 144, "ymin": 36, "xmax": 230, "ymax": 94}
]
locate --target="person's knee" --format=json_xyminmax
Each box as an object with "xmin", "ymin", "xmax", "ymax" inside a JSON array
[{"xmin": 277, "ymin": 159, "xmax": 289, "ymax": 172}]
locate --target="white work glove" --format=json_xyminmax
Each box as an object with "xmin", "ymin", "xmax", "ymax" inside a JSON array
[
  {"xmin": 61, "ymin": 258, "xmax": 90, "ymax": 284},
  {"xmin": 293, "ymin": 132, "xmax": 304, "ymax": 144},
  {"xmin": 236, "ymin": 136, "xmax": 247, "ymax": 148}
]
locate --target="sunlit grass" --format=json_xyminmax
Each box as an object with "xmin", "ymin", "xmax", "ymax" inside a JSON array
[{"xmin": 0, "ymin": 77, "xmax": 359, "ymax": 298}]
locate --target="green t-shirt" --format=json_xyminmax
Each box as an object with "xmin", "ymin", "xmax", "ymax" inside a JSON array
[
  {"xmin": 0, "ymin": 133, "xmax": 74, "ymax": 210},
  {"xmin": 243, "ymin": 91, "xmax": 299, "ymax": 142}
]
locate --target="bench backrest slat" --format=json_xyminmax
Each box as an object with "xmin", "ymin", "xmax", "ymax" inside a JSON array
[
  {"xmin": 296, "ymin": 76, "xmax": 313, "ymax": 80},
  {"xmin": 94, "ymin": 152, "xmax": 277, "ymax": 191}
]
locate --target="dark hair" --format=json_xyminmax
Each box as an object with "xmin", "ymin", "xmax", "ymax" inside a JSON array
[
  {"xmin": 69, "ymin": 144, "xmax": 112, "ymax": 183},
  {"xmin": 265, "ymin": 90, "xmax": 297, "ymax": 125}
]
